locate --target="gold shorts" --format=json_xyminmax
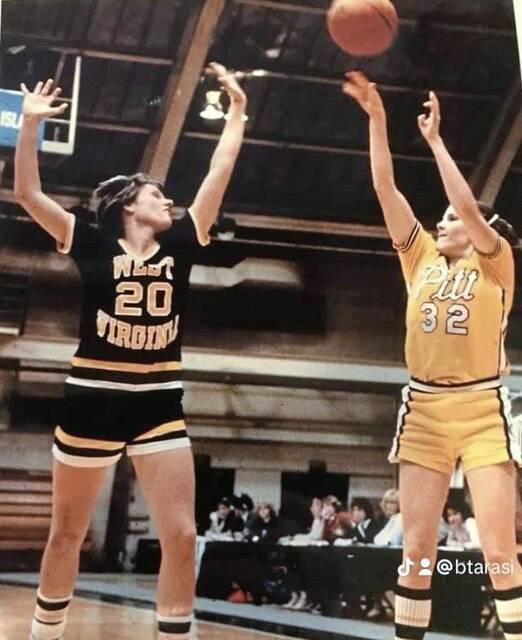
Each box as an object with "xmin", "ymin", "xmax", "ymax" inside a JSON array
[{"xmin": 388, "ymin": 384, "xmax": 521, "ymax": 475}]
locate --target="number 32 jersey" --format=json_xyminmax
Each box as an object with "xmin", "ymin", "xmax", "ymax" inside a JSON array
[
  {"xmin": 396, "ymin": 221, "xmax": 514, "ymax": 388},
  {"xmin": 58, "ymin": 210, "xmax": 209, "ymax": 391}
]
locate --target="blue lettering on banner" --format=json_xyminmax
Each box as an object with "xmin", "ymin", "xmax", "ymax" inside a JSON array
[{"xmin": 0, "ymin": 90, "xmax": 44, "ymax": 148}]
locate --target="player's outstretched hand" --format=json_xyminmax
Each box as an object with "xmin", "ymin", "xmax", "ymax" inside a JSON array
[
  {"xmin": 342, "ymin": 70, "xmax": 385, "ymax": 120},
  {"xmin": 418, "ymin": 91, "xmax": 441, "ymax": 144},
  {"xmin": 207, "ymin": 62, "xmax": 247, "ymax": 106},
  {"xmin": 20, "ymin": 79, "xmax": 68, "ymax": 121}
]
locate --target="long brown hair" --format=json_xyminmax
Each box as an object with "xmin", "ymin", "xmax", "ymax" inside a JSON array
[
  {"xmin": 477, "ymin": 201, "xmax": 519, "ymax": 248},
  {"xmin": 94, "ymin": 173, "xmax": 163, "ymax": 237}
]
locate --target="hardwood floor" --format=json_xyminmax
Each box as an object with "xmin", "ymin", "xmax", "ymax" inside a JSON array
[{"xmin": 0, "ymin": 585, "xmax": 295, "ymax": 640}]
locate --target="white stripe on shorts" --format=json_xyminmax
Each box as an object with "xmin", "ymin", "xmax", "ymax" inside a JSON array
[
  {"xmin": 388, "ymin": 385, "xmax": 411, "ymax": 464},
  {"xmin": 65, "ymin": 377, "xmax": 183, "ymax": 392},
  {"xmin": 52, "ymin": 444, "xmax": 123, "ymax": 468},
  {"xmin": 409, "ymin": 378, "xmax": 500, "ymax": 393},
  {"xmin": 126, "ymin": 437, "xmax": 191, "ymax": 457},
  {"xmin": 500, "ymin": 386, "xmax": 522, "ymax": 464}
]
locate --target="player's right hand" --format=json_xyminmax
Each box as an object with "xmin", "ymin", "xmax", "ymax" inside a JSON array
[
  {"xmin": 20, "ymin": 79, "xmax": 68, "ymax": 121},
  {"xmin": 207, "ymin": 62, "xmax": 247, "ymax": 106},
  {"xmin": 342, "ymin": 71, "xmax": 385, "ymax": 119}
]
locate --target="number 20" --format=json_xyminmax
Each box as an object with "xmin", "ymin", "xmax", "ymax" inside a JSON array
[{"xmin": 115, "ymin": 282, "xmax": 172, "ymax": 317}]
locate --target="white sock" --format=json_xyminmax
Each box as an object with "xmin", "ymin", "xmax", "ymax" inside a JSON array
[
  {"xmin": 30, "ymin": 590, "xmax": 72, "ymax": 640},
  {"xmin": 494, "ymin": 585, "xmax": 522, "ymax": 640},
  {"xmin": 395, "ymin": 585, "xmax": 431, "ymax": 640}
]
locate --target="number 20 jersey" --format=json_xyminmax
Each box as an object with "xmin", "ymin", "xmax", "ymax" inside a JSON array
[
  {"xmin": 58, "ymin": 210, "xmax": 208, "ymax": 391},
  {"xmin": 396, "ymin": 221, "xmax": 514, "ymax": 388}
]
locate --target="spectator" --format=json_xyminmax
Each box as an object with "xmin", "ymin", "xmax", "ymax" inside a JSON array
[
  {"xmin": 364, "ymin": 490, "xmax": 402, "ymax": 621},
  {"xmin": 308, "ymin": 497, "xmax": 325, "ymax": 540},
  {"xmin": 248, "ymin": 502, "xmax": 280, "ymax": 544},
  {"xmin": 232, "ymin": 493, "xmax": 255, "ymax": 538},
  {"xmin": 283, "ymin": 496, "xmax": 350, "ymax": 613},
  {"xmin": 443, "ymin": 500, "xmax": 480, "ymax": 549},
  {"xmin": 205, "ymin": 497, "xmax": 236, "ymax": 539},
  {"xmin": 283, "ymin": 496, "xmax": 350, "ymax": 612},
  {"xmin": 238, "ymin": 493, "xmax": 255, "ymax": 522},
  {"xmin": 350, "ymin": 498, "xmax": 381, "ymax": 543},
  {"xmin": 321, "ymin": 496, "xmax": 352, "ymax": 543},
  {"xmin": 373, "ymin": 489, "xmax": 403, "ymax": 546},
  {"xmin": 282, "ymin": 497, "xmax": 323, "ymax": 611}
]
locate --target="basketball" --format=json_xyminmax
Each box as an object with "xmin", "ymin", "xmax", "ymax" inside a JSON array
[{"xmin": 326, "ymin": 0, "xmax": 399, "ymax": 57}]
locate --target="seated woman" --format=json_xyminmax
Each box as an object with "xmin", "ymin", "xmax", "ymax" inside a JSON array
[
  {"xmin": 364, "ymin": 490, "xmax": 404, "ymax": 620},
  {"xmin": 443, "ymin": 499, "xmax": 481, "ymax": 549},
  {"xmin": 350, "ymin": 497, "xmax": 381, "ymax": 543},
  {"xmin": 282, "ymin": 497, "xmax": 351, "ymax": 613},
  {"xmin": 248, "ymin": 502, "xmax": 281, "ymax": 544},
  {"xmin": 321, "ymin": 495, "xmax": 352, "ymax": 543},
  {"xmin": 373, "ymin": 489, "xmax": 403, "ymax": 546}
]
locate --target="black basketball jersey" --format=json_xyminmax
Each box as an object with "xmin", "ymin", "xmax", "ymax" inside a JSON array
[{"xmin": 59, "ymin": 210, "xmax": 206, "ymax": 390}]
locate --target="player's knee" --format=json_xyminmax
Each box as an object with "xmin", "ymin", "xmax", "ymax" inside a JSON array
[
  {"xmin": 403, "ymin": 533, "xmax": 434, "ymax": 559},
  {"xmin": 160, "ymin": 520, "xmax": 196, "ymax": 550},
  {"xmin": 176, "ymin": 522, "xmax": 197, "ymax": 546},
  {"xmin": 481, "ymin": 544, "xmax": 513, "ymax": 567},
  {"xmin": 47, "ymin": 526, "xmax": 86, "ymax": 551}
]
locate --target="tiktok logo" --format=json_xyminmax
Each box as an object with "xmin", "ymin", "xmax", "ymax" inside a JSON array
[
  {"xmin": 397, "ymin": 557, "xmax": 433, "ymax": 577},
  {"xmin": 398, "ymin": 558, "xmax": 415, "ymax": 576}
]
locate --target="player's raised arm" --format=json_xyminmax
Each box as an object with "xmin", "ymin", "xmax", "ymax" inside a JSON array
[
  {"xmin": 342, "ymin": 71, "xmax": 417, "ymax": 247},
  {"xmin": 189, "ymin": 62, "xmax": 247, "ymax": 239},
  {"xmin": 14, "ymin": 79, "xmax": 71, "ymax": 245},
  {"xmin": 418, "ymin": 91, "xmax": 498, "ymax": 255}
]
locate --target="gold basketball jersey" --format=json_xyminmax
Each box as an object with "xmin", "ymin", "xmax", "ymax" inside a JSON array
[{"xmin": 396, "ymin": 221, "xmax": 514, "ymax": 388}]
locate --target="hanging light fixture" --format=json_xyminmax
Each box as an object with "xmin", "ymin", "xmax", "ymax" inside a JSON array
[
  {"xmin": 199, "ymin": 70, "xmax": 253, "ymax": 122},
  {"xmin": 199, "ymin": 90, "xmax": 224, "ymax": 120}
]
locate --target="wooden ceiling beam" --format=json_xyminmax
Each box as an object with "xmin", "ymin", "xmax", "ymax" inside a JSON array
[
  {"xmin": 469, "ymin": 78, "xmax": 522, "ymax": 204},
  {"xmin": 231, "ymin": 0, "xmax": 514, "ymax": 37},
  {"xmin": 139, "ymin": 0, "xmax": 226, "ymax": 183},
  {"xmin": 1, "ymin": 32, "xmax": 173, "ymax": 65}
]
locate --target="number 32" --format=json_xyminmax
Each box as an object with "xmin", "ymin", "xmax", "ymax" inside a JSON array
[{"xmin": 420, "ymin": 302, "xmax": 469, "ymax": 335}]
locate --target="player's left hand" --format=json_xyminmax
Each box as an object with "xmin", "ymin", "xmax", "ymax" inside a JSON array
[
  {"xmin": 207, "ymin": 62, "xmax": 247, "ymax": 106},
  {"xmin": 418, "ymin": 91, "xmax": 441, "ymax": 144}
]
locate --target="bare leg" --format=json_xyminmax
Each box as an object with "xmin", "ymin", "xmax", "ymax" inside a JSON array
[
  {"xmin": 39, "ymin": 460, "xmax": 108, "ymax": 596},
  {"xmin": 132, "ymin": 447, "xmax": 196, "ymax": 617},
  {"xmin": 466, "ymin": 461, "xmax": 522, "ymax": 589},
  {"xmin": 398, "ymin": 461, "xmax": 451, "ymax": 588},
  {"xmin": 393, "ymin": 461, "xmax": 451, "ymax": 640}
]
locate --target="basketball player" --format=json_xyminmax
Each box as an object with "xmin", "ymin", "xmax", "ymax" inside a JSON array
[
  {"xmin": 15, "ymin": 63, "xmax": 246, "ymax": 640},
  {"xmin": 344, "ymin": 71, "xmax": 522, "ymax": 640}
]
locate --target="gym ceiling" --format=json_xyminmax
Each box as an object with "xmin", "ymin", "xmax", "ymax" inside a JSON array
[{"xmin": 0, "ymin": 0, "xmax": 520, "ymax": 258}]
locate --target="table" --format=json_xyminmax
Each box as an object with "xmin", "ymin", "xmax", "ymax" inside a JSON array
[
  {"xmin": 136, "ymin": 540, "xmax": 498, "ymax": 634},
  {"xmin": 195, "ymin": 542, "xmax": 496, "ymax": 633}
]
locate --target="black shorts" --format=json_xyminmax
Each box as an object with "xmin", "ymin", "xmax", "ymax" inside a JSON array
[{"xmin": 53, "ymin": 384, "xmax": 190, "ymax": 467}]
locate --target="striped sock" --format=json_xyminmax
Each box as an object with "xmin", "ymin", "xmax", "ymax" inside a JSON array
[
  {"xmin": 30, "ymin": 590, "xmax": 73, "ymax": 640},
  {"xmin": 494, "ymin": 585, "xmax": 522, "ymax": 639},
  {"xmin": 157, "ymin": 613, "xmax": 192, "ymax": 638},
  {"xmin": 395, "ymin": 585, "xmax": 432, "ymax": 640}
]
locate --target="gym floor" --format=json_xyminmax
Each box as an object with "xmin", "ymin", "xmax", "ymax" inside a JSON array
[{"xmin": 0, "ymin": 584, "xmax": 294, "ymax": 640}]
